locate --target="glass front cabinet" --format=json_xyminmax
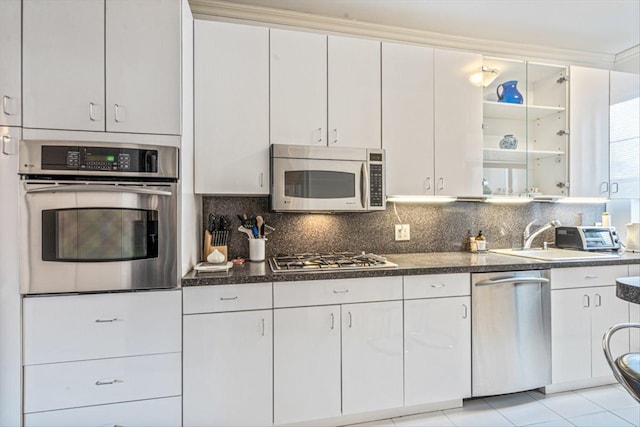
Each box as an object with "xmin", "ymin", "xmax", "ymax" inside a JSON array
[{"xmin": 481, "ymin": 57, "xmax": 569, "ymax": 197}]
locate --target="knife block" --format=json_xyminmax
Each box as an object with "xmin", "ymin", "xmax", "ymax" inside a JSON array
[{"xmin": 203, "ymin": 230, "xmax": 228, "ymax": 263}]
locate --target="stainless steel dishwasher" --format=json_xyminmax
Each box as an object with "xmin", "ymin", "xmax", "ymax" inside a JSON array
[{"xmin": 472, "ymin": 270, "xmax": 551, "ymax": 397}]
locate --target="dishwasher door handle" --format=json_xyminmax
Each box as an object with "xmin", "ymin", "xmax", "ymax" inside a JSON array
[{"xmin": 475, "ymin": 276, "xmax": 550, "ymax": 286}]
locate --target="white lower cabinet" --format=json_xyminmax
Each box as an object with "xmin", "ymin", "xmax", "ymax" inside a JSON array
[
  {"xmin": 273, "ymin": 305, "xmax": 342, "ymax": 424},
  {"xmin": 183, "ymin": 310, "xmax": 273, "ymax": 427},
  {"xmin": 22, "ymin": 290, "xmax": 182, "ymax": 424},
  {"xmin": 183, "ymin": 284, "xmax": 273, "ymax": 427},
  {"xmin": 273, "ymin": 276, "xmax": 404, "ymax": 423},
  {"xmin": 404, "ymin": 296, "xmax": 471, "ymax": 406},
  {"xmin": 23, "ymin": 396, "xmax": 181, "ymax": 427},
  {"xmin": 342, "ymin": 301, "xmax": 404, "ymax": 414},
  {"xmin": 550, "ymin": 266, "xmax": 630, "ymax": 386}
]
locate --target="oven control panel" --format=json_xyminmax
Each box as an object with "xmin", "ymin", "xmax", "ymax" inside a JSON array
[{"xmin": 42, "ymin": 146, "xmax": 158, "ymax": 173}]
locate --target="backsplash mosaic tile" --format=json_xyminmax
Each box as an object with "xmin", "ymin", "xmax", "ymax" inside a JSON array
[{"xmin": 202, "ymin": 196, "xmax": 604, "ymax": 260}]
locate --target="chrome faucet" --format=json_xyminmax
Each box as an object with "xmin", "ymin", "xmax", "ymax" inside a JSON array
[{"xmin": 522, "ymin": 220, "xmax": 561, "ymax": 248}]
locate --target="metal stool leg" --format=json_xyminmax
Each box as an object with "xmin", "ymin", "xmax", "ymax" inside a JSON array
[{"xmin": 602, "ymin": 323, "xmax": 640, "ymax": 402}]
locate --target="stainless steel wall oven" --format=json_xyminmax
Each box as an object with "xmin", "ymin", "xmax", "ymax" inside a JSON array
[{"xmin": 19, "ymin": 140, "xmax": 179, "ymax": 294}]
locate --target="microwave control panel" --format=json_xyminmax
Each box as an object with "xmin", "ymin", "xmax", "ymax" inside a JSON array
[
  {"xmin": 368, "ymin": 151, "xmax": 385, "ymax": 209},
  {"xmin": 41, "ymin": 146, "xmax": 158, "ymax": 173}
]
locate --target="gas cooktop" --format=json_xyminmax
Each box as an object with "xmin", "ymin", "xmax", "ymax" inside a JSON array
[{"xmin": 269, "ymin": 252, "xmax": 398, "ymax": 273}]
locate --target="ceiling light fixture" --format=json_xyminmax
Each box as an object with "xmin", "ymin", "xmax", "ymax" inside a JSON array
[{"xmin": 469, "ymin": 66, "xmax": 500, "ymax": 87}]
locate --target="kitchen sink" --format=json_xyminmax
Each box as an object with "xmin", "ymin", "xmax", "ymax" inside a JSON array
[{"xmin": 490, "ymin": 247, "xmax": 621, "ymax": 261}]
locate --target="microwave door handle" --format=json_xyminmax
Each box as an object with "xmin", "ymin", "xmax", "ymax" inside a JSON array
[
  {"xmin": 25, "ymin": 184, "xmax": 172, "ymax": 197},
  {"xmin": 361, "ymin": 162, "xmax": 369, "ymax": 209}
]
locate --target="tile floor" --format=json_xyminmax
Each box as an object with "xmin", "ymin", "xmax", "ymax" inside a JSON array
[{"xmin": 346, "ymin": 384, "xmax": 639, "ymax": 427}]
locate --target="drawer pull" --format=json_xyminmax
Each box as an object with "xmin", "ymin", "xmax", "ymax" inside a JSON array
[
  {"xmin": 584, "ymin": 275, "xmax": 599, "ymax": 279},
  {"xmin": 332, "ymin": 289, "xmax": 349, "ymax": 294},
  {"xmin": 431, "ymin": 284, "xmax": 446, "ymax": 288},
  {"xmin": 95, "ymin": 379, "xmax": 123, "ymax": 386},
  {"xmin": 95, "ymin": 318, "xmax": 120, "ymax": 323},
  {"xmin": 220, "ymin": 296, "xmax": 238, "ymax": 301}
]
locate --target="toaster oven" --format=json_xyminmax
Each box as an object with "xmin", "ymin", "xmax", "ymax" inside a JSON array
[{"xmin": 555, "ymin": 226, "xmax": 620, "ymax": 251}]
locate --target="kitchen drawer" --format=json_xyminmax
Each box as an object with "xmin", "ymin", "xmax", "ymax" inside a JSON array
[
  {"xmin": 24, "ymin": 352, "xmax": 181, "ymax": 414},
  {"xmin": 24, "ymin": 396, "xmax": 181, "ymax": 427},
  {"xmin": 404, "ymin": 273, "xmax": 470, "ymax": 299},
  {"xmin": 183, "ymin": 282, "xmax": 273, "ymax": 314},
  {"xmin": 550, "ymin": 265, "xmax": 629, "ymax": 290},
  {"xmin": 23, "ymin": 290, "xmax": 181, "ymax": 365},
  {"xmin": 274, "ymin": 276, "xmax": 402, "ymax": 308}
]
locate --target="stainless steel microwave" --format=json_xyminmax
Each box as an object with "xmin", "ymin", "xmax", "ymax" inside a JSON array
[{"xmin": 270, "ymin": 144, "xmax": 386, "ymax": 212}]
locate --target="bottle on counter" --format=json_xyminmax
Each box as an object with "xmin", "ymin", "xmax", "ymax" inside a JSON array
[
  {"xmin": 475, "ymin": 231, "xmax": 487, "ymax": 251},
  {"xmin": 602, "ymin": 212, "xmax": 610, "ymax": 227}
]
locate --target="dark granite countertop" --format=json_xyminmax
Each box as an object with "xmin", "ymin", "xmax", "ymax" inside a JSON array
[
  {"xmin": 181, "ymin": 251, "xmax": 640, "ymax": 287},
  {"xmin": 616, "ymin": 276, "xmax": 640, "ymax": 304}
]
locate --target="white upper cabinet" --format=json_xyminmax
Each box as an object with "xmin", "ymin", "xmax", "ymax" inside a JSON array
[
  {"xmin": 23, "ymin": 0, "xmax": 180, "ymax": 135},
  {"xmin": 23, "ymin": 0, "xmax": 105, "ymax": 132},
  {"xmin": 434, "ymin": 49, "xmax": 483, "ymax": 196},
  {"xmin": 382, "ymin": 42, "xmax": 435, "ymax": 196},
  {"xmin": 569, "ymin": 66, "xmax": 610, "ymax": 198},
  {"xmin": 481, "ymin": 58, "xmax": 568, "ymax": 197},
  {"xmin": 270, "ymin": 29, "xmax": 328, "ymax": 146},
  {"xmin": 328, "ymin": 35, "xmax": 381, "ymax": 148},
  {"xmin": 194, "ymin": 20, "xmax": 269, "ymax": 195},
  {"xmin": 105, "ymin": 0, "xmax": 181, "ymax": 135},
  {"xmin": 0, "ymin": 0, "xmax": 21, "ymax": 127},
  {"xmin": 609, "ymin": 70, "xmax": 640, "ymax": 199}
]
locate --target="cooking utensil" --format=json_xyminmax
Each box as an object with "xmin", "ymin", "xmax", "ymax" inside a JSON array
[
  {"xmin": 238, "ymin": 225, "xmax": 254, "ymax": 239},
  {"xmin": 256, "ymin": 216, "xmax": 264, "ymax": 237}
]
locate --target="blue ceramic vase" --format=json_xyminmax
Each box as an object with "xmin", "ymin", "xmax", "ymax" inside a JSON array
[{"xmin": 496, "ymin": 80, "xmax": 523, "ymax": 104}]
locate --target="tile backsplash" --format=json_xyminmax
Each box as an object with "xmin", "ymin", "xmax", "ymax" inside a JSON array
[{"xmin": 202, "ymin": 196, "xmax": 604, "ymax": 260}]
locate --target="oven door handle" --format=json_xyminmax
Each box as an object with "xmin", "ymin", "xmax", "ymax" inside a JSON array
[{"xmin": 25, "ymin": 184, "xmax": 172, "ymax": 197}]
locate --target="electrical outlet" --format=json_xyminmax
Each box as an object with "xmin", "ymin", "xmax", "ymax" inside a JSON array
[{"xmin": 395, "ymin": 224, "xmax": 410, "ymax": 241}]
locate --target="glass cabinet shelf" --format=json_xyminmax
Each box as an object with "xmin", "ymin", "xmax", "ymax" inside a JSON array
[{"xmin": 483, "ymin": 101, "xmax": 565, "ymax": 121}]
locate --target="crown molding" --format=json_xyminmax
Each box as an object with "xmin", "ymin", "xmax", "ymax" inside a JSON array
[
  {"xmin": 189, "ymin": 0, "xmax": 616, "ymax": 68},
  {"xmin": 615, "ymin": 44, "xmax": 640, "ymax": 65}
]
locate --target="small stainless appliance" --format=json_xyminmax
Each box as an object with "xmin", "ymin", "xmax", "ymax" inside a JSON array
[
  {"xmin": 19, "ymin": 140, "xmax": 179, "ymax": 294},
  {"xmin": 472, "ymin": 270, "xmax": 551, "ymax": 397},
  {"xmin": 269, "ymin": 252, "xmax": 398, "ymax": 273},
  {"xmin": 555, "ymin": 226, "xmax": 620, "ymax": 251},
  {"xmin": 270, "ymin": 144, "xmax": 386, "ymax": 212}
]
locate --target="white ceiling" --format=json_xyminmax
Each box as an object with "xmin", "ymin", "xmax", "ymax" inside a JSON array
[{"xmin": 223, "ymin": 0, "xmax": 640, "ymax": 56}]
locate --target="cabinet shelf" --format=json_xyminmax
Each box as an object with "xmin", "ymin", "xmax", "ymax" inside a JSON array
[
  {"xmin": 483, "ymin": 147, "xmax": 564, "ymax": 164},
  {"xmin": 483, "ymin": 101, "xmax": 565, "ymax": 120}
]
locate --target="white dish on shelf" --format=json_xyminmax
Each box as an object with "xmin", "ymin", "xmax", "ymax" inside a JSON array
[{"xmin": 194, "ymin": 261, "xmax": 233, "ymax": 273}]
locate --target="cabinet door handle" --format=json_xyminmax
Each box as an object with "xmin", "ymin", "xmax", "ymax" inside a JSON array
[
  {"xmin": 430, "ymin": 284, "xmax": 446, "ymax": 288},
  {"xmin": 114, "ymin": 104, "xmax": 124, "ymax": 122},
  {"xmin": 330, "ymin": 129, "xmax": 338, "ymax": 145},
  {"xmin": 438, "ymin": 177, "xmax": 445, "ymax": 191},
  {"xmin": 314, "ymin": 127, "xmax": 323, "ymax": 144},
  {"xmin": 611, "ymin": 183, "xmax": 619, "ymax": 194},
  {"xmin": 88, "ymin": 102, "xmax": 100, "ymax": 121},
  {"xmin": 219, "ymin": 296, "xmax": 238, "ymax": 301},
  {"xmin": 347, "ymin": 311, "xmax": 353, "ymax": 328},
  {"xmin": 595, "ymin": 294, "xmax": 602, "ymax": 307},
  {"xmin": 330, "ymin": 313, "xmax": 335, "ymax": 330},
  {"xmin": 601, "ymin": 182, "xmax": 609, "ymax": 194},
  {"xmin": 332, "ymin": 289, "xmax": 349, "ymax": 294},
  {"xmin": 95, "ymin": 318, "xmax": 121, "ymax": 323},
  {"xmin": 462, "ymin": 304, "xmax": 468, "ymax": 319},
  {"xmin": 583, "ymin": 295, "xmax": 590, "ymax": 308},
  {"xmin": 2, "ymin": 135, "xmax": 15, "ymax": 156},
  {"xmin": 424, "ymin": 177, "xmax": 431, "ymax": 192},
  {"xmin": 584, "ymin": 275, "xmax": 599, "ymax": 280},
  {"xmin": 95, "ymin": 379, "xmax": 123, "ymax": 386},
  {"xmin": 261, "ymin": 318, "xmax": 265, "ymax": 336},
  {"xmin": 3, "ymin": 95, "xmax": 15, "ymax": 115}
]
